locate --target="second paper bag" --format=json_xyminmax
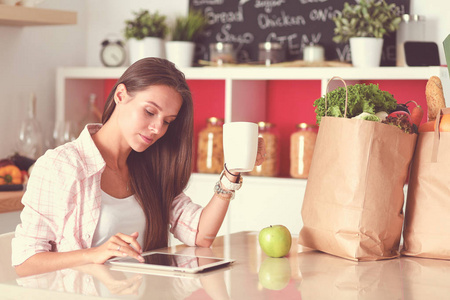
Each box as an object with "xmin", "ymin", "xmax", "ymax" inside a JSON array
[
  {"xmin": 402, "ymin": 108, "xmax": 450, "ymax": 259},
  {"xmin": 298, "ymin": 116, "xmax": 417, "ymax": 261}
]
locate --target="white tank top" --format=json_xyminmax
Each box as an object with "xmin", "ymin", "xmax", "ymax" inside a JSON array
[{"xmin": 91, "ymin": 190, "xmax": 146, "ymax": 248}]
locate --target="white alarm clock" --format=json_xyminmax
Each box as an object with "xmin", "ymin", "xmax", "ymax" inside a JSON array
[{"xmin": 100, "ymin": 39, "xmax": 126, "ymax": 67}]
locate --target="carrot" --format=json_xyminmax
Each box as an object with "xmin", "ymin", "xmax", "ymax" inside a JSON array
[
  {"xmin": 405, "ymin": 100, "xmax": 424, "ymax": 128},
  {"xmin": 410, "ymin": 104, "xmax": 424, "ymax": 128},
  {"xmin": 418, "ymin": 115, "xmax": 450, "ymax": 132}
]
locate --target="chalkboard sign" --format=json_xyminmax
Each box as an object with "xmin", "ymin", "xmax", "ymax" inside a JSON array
[{"xmin": 190, "ymin": 0, "xmax": 410, "ymax": 66}]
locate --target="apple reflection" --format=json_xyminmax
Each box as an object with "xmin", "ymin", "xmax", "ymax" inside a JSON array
[{"xmin": 258, "ymin": 257, "xmax": 291, "ymax": 290}]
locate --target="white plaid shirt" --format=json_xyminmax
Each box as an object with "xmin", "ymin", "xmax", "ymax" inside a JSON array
[{"xmin": 12, "ymin": 124, "xmax": 202, "ymax": 266}]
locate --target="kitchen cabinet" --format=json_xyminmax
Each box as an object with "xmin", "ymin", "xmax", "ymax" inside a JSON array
[
  {"xmin": 0, "ymin": 4, "xmax": 76, "ymax": 26},
  {"xmin": 56, "ymin": 66, "xmax": 449, "ymax": 239}
]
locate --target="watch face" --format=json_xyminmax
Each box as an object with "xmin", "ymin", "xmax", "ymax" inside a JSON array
[{"xmin": 101, "ymin": 43, "xmax": 126, "ymax": 67}]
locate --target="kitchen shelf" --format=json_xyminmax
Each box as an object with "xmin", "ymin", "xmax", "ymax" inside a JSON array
[
  {"xmin": 0, "ymin": 4, "xmax": 77, "ymax": 26},
  {"xmin": 55, "ymin": 66, "xmax": 449, "ymax": 236},
  {"xmin": 56, "ymin": 65, "xmax": 449, "ymax": 126},
  {"xmin": 57, "ymin": 66, "xmax": 447, "ymax": 80}
]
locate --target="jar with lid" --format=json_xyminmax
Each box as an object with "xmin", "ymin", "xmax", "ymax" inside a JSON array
[
  {"xmin": 290, "ymin": 123, "xmax": 318, "ymax": 179},
  {"xmin": 303, "ymin": 43, "xmax": 325, "ymax": 63},
  {"xmin": 197, "ymin": 117, "xmax": 224, "ymax": 174},
  {"xmin": 249, "ymin": 122, "xmax": 279, "ymax": 177},
  {"xmin": 209, "ymin": 43, "xmax": 236, "ymax": 66},
  {"xmin": 258, "ymin": 42, "xmax": 285, "ymax": 66}
]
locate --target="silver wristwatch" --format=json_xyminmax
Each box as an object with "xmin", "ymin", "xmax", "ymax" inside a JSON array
[
  {"xmin": 219, "ymin": 170, "xmax": 243, "ymax": 191},
  {"xmin": 214, "ymin": 181, "xmax": 235, "ymax": 200}
]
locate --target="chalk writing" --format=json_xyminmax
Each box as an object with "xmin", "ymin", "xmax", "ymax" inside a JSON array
[
  {"xmin": 190, "ymin": 0, "xmax": 409, "ymax": 65},
  {"xmin": 266, "ymin": 32, "xmax": 300, "ymax": 55},
  {"xmin": 336, "ymin": 44, "xmax": 351, "ymax": 61},
  {"xmin": 192, "ymin": 0, "xmax": 223, "ymax": 5},
  {"xmin": 309, "ymin": 7, "xmax": 340, "ymax": 22},
  {"xmin": 382, "ymin": 45, "xmax": 396, "ymax": 61},
  {"xmin": 299, "ymin": 0, "xmax": 328, "ymax": 4},
  {"xmin": 257, "ymin": 11, "xmax": 306, "ymax": 30},
  {"xmin": 216, "ymin": 24, "xmax": 254, "ymax": 44},
  {"xmin": 254, "ymin": 0, "xmax": 286, "ymax": 13},
  {"xmin": 204, "ymin": 6, "xmax": 244, "ymax": 25}
]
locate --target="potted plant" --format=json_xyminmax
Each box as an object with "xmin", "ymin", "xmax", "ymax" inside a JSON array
[
  {"xmin": 165, "ymin": 9, "xmax": 208, "ymax": 68},
  {"xmin": 333, "ymin": 0, "xmax": 401, "ymax": 67},
  {"xmin": 124, "ymin": 9, "xmax": 168, "ymax": 64}
]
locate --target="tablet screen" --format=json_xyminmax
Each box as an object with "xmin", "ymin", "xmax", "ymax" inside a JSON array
[
  {"xmin": 141, "ymin": 253, "xmax": 224, "ymax": 268},
  {"xmin": 109, "ymin": 252, "xmax": 234, "ymax": 273}
]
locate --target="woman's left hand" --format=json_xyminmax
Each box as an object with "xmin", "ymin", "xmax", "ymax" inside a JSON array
[{"xmin": 255, "ymin": 137, "xmax": 266, "ymax": 167}]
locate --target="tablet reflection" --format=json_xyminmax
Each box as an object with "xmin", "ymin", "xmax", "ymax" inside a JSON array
[
  {"xmin": 16, "ymin": 264, "xmax": 143, "ymax": 298},
  {"xmin": 16, "ymin": 247, "xmax": 231, "ymax": 299}
]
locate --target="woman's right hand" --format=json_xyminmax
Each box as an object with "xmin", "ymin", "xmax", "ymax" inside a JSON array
[{"xmin": 87, "ymin": 232, "xmax": 145, "ymax": 264}]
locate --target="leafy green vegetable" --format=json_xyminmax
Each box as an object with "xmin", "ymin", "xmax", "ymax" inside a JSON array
[
  {"xmin": 382, "ymin": 115, "xmax": 415, "ymax": 134},
  {"xmin": 313, "ymin": 83, "xmax": 397, "ymax": 125},
  {"xmin": 352, "ymin": 112, "xmax": 380, "ymax": 122}
]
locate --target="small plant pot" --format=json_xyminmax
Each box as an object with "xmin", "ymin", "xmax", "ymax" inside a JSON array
[
  {"xmin": 128, "ymin": 37, "xmax": 165, "ymax": 65},
  {"xmin": 165, "ymin": 41, "xmax": 195, "ymax": 68},
  {"xmin": 349, "ymin": 37, "xmax": 384, "ymax": 67}
]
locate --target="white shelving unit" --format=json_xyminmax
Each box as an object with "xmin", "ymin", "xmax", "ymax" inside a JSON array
[
  {"xmin": 56, "ymin": 66, "xmax": 450, "ymax": 122},
  {"xmin": 56, "ymin": 66, "xmax": 450, "ymax": 238}
]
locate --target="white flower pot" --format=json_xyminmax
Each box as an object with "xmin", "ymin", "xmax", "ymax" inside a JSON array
[
  {"xmin": 165, "ymin": 41, "xmax": 195, "ymax": 68},
  {"xmin": 349, "ymin": 37, "xmax": 384, "ymax": 67},
  {"xmin": 128, "ymin": 37, "xmax": 165, "ymax": 65}
]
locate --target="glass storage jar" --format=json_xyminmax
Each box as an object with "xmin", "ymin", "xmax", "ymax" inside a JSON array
[
  {"xmin": 197, "ymin": 117, "xmax": 224, "ymax": 174},
  {"xmin": 249, "ymin": 122, "xmax": 279, "ymax": 177},
  {"xmin": 209, "ymin": 43, "xmax": 236, "ymax": 66},
  {"xmin": 290, "ymin": 123, "xmax": 318, "ymax": 179},
  {"xmin": 258, "ymin": 42, "xmax": 285, "ymax": 66}
]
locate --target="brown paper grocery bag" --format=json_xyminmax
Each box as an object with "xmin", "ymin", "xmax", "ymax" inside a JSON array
[
  {"xmin": 402, "ymin": 108, "xmax": 450, "ymax": 259},
  {"xmin": 298, "ymin": 77, "xmax": 417, "ymax": 261}
]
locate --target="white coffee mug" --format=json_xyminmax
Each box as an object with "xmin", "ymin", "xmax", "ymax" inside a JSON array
[{"xmin": 223, "ymin": 122, "xmax": 258, "ymax": 172}]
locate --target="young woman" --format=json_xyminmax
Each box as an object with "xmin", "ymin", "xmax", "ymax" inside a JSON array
[{"xmin": 12, "ymin": 58, "xmax": 265, "ymax": 277}]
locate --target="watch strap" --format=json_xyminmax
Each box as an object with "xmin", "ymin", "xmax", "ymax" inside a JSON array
[
  {"xmin": 219, "ymin": 170, "xmax": 243, "ymax": 191},
  {"xmin": 214, "ymin": 181, "xmax": 235, "ymax": 200}
]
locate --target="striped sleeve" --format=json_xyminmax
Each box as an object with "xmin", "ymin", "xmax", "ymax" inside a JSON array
[{"xmin": 169, "ymin": 193, "xmax": 203, "ymax": 246}]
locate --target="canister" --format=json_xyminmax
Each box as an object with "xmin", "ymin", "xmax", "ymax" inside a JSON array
[
  {"xmin": 249, "ymin": 122, "xmax": 279, "ymax": 177},
  {"xmin": 197, "ymin": 117, "xmax": 224, "ymax": 174},
  {"xmin": 258, "ymin": 42, "xmax": 285, "ymax": 66},
  {"xmin": 290, "ymin": 123, "xmax": 318, "ymax": 179},
  {"xmin": 209, "ymin": 43, "xmax": 236, "ymax": 66},
  {"xmin": 303, "ymin": 43, "xmax": 325, "ymax": 62}
]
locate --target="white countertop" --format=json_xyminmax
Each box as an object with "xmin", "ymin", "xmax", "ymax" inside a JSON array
[{"xmin": 1, "ymin": 231, "xmax": 448, "ymax": 299}]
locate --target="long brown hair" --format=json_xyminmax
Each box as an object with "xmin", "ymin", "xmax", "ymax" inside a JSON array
[{"xmin": 102, "ymin": 58, "xmax": 193, "ymax": 251}]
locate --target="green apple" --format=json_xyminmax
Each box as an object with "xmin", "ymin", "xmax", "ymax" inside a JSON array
[
  {"xmin": 258, "ymin": 257, "xmax": 291, "ymax": 290},
  {"xmin": 258, "ymin": 225, "xmax": 292, "ymax": 258}
]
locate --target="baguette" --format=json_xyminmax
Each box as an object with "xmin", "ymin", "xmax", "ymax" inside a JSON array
[{"xmin": 425, "ymin": 76, "xmax": 446, "ymax": 121}]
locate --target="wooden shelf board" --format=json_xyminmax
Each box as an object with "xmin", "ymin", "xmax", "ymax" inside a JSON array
[{"xmin": 0, "ymin": 4, "xmax": 77, "ymax": 26}]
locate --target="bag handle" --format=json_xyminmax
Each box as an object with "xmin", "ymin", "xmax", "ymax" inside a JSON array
[
  {"xmin": 325, "ymin": 76, "xmax": 349, "ymax": 118},
  {"xmin": 431, "ymin": 107, "xmax": 450, "ymax": 162}
]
